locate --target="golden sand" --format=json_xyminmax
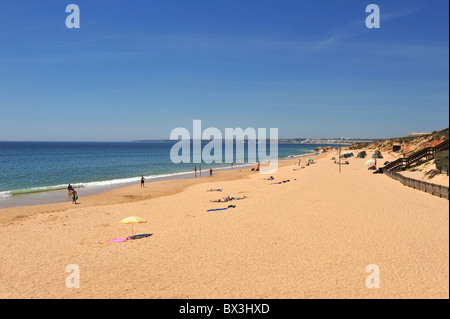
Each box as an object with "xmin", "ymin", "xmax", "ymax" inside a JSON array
[{"xmin": 0, "ymin": 151, "xmax": 448, "ymax": 298}]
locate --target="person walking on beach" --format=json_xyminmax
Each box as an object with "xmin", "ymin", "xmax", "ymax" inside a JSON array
[
  {"xmin": 194, "ymin": 166, "xmax": 197, "ymax": 177},
  {"xmin": 298, "ymin": 159, "xmax": 301, "ymax": 166},
  {"xmin": 199, "ymin": 166, "xmax": 202, "ymax": 177},
  {"xmin": 210, "ymin": 168, "xmax": 213, "ymax": 176},
  {"xmin": 72, "ymin": 190, "xmax": 78, "ymax": 204},
  {"xmin": 140, "ymin": 176, "xmax": 145, "ymax": 187}
]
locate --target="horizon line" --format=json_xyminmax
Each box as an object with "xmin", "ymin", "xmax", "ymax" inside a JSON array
[{"xmin": 0, "ymin": 138, "xmax": 384, "ymax": 143}]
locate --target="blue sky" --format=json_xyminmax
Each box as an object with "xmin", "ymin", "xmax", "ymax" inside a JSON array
[{"xmin": 0, "ymin": 0, "xmax": 448, "ymax": 141}]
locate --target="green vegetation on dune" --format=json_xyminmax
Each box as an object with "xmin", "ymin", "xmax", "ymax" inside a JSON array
[{"xmin": 435, "ymin": 150, "xmax": 449, "ymax": 171}]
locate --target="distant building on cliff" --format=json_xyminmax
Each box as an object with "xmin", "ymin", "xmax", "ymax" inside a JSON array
[{"xmin": 407, "ymin": 132, "xmax": 431, "ymax": 137}]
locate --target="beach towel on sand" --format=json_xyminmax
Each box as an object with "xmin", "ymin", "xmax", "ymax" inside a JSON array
[
  {"xmin": 108, "ymin": 237, "xmax": 129, "ymax": 243},
  {"xmin": 207, "ymin": 205, "xmax": 236, "ymax": 212},
  {"xmin": 129, "ymin": 233, "xmax": 152, "ymax": 240},
  {"xmin": 108, "ymin": 234, "xmax": 152, "ymax": 242}
]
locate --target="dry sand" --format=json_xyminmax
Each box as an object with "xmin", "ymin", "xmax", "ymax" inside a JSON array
[
  {"xmin": 0, "ymin": 151, "xmax": 448, "ymax": 299},
  {"xmin": 399, "ymin": 161, "xmax": 449, "ymax": 187}
]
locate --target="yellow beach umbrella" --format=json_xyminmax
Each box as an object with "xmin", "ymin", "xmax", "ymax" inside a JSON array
[{"xmin": 119, "ymin": 216, "xmax": 147, "ymax": 235}]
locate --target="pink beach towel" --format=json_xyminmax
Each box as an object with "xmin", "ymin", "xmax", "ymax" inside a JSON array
[{"xmin": 107, "ymin": 237, "xmax": 129, "ymax": 243}]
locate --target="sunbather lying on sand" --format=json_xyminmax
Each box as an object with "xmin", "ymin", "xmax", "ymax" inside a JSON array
[
  {"xmin": 210, "ymin": 195, "xmax": 247, "ymax": 202},
  {"xmin": 207, "ymin": 188, "xmax": 223, "ymax": 192},
  {"xmin": 230, "ymin": 196, "xmax": 247, "ymax": 200},
  {"xmin": 211, "ymin": 196, "xmax": 231, "ymax": 202},
  {"xmin": 334, "ymin": 161, "xmax": 349, "ymax": 165},
  {"xmin": 270, "ymin": 180, "xmax": 290, "ymax": 185}
]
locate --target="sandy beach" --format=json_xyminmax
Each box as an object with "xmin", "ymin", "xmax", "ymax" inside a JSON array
[{"xmin": 0, "ymin": 150, "xmax": 448, "ymax": 299}]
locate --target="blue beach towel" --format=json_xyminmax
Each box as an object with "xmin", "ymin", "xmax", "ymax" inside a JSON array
[
  {"xmin": 207, "ymin": 208, "xmax": 228, "ymax": 212},
  {"xmin": 207, "ymin": 205, "xmax": 236, "ymax": 212}
]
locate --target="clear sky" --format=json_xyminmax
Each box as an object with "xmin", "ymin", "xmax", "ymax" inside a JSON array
[{"xmin": 0, "ymin": 0, "xmax": 448, "ymax": 141}]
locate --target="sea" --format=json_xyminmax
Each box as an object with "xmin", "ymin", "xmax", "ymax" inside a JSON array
[{"xmin": 0, "ymin": 141, "xmax": 336, "ymax": 208}]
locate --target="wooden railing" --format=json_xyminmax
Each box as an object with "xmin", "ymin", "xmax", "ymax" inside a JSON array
[
  {"xmin": 383, "ymin": 140, "xmax": 449, "ymax": 172},
  {"xmin": 383, "ymin": 169, "xmax": 449, "ymax": 200}
]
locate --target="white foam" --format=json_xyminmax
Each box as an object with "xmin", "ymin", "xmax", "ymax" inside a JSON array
[
  {"xmin": 0, "ymin": 191, "xmax": 12, "ymax": 198},
  {"xmin": 0, "ymin": 165, "xmax": 253, "ymax": 198}
]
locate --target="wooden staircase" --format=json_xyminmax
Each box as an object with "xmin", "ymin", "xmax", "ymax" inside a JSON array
[{"xmin": 383, "ymin": 139, "xmax": 449, "ymax": 172}]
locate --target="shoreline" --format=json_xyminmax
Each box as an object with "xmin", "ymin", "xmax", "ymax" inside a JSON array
[
  {"xmin": 0, "ymin": 149, "xmax": 323, "ymax": 209},
  {"xmin": 0, "ymin": 163, "xmax": 252, "ymax": 210},
  {"xmin": 0, "ymin": 153, "xmax": 325, "ymax": 224}
]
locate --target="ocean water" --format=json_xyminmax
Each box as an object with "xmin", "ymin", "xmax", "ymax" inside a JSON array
[{"xmin": 0, "ymin": 141, "xmax": 335, "ymax": 208}]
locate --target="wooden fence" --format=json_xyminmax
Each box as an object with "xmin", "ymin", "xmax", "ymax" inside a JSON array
[{"xmin": 383, "ymin": 169, "xmax": 449, "ymax": 200}]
